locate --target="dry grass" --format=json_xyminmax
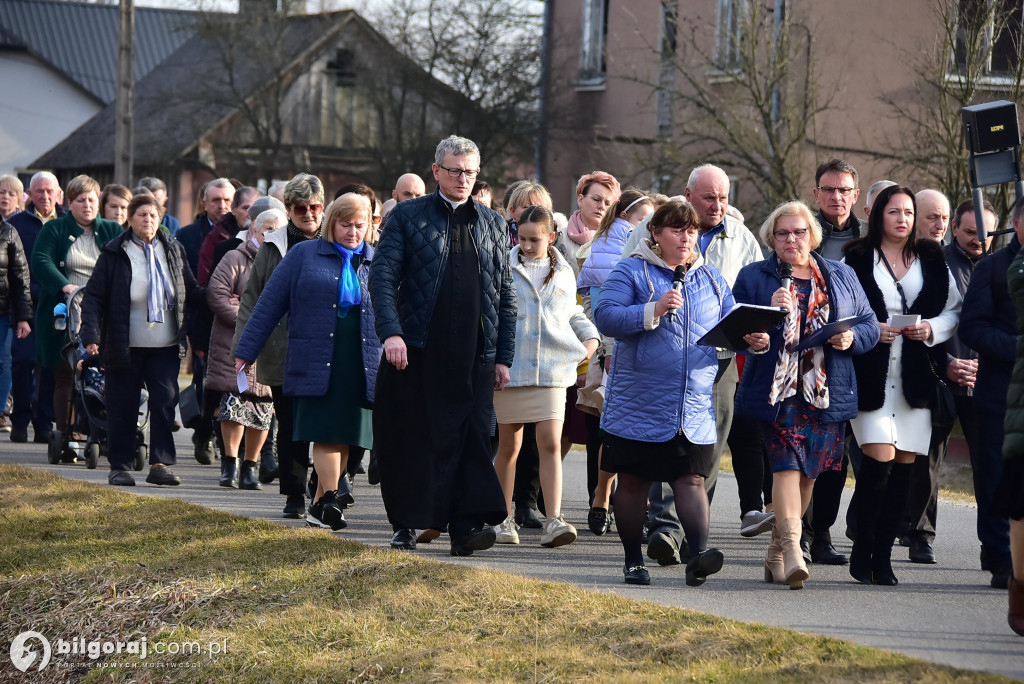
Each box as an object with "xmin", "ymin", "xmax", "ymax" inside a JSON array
[{"xmin": 0, "ymin": 464, "xmax": 1009, "ymax": 683}]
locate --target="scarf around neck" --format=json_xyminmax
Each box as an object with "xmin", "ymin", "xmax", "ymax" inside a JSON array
[
  {"xmin": 567, "ymin": 210, "xmax": 596, "ymax": 246},
  {"xmin": 768, "ymin": 258, "xmax": 830, "ymax": 409},
  {"xmin": 130, "ymin": 233, "xmax": 176, "ymax": 323},
  {"xmin": 332, "ymin": 241, "xmax": 365, "ymax": 318}
]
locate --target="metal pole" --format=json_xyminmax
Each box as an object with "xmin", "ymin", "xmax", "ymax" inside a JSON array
[
  {"xmin": 114, "ymin": 0, "xmax": 135, "ymax": 186},
  {"xmin": 973, "ymin": 185, "xmax": 989, "ymax": 256}
]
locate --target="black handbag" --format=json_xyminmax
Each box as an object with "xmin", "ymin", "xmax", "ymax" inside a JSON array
[{"xmin": 178, "ymin": 382, "xmax": 201, "ymax": 430}]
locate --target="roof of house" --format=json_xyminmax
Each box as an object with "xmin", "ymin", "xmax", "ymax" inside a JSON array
[
  {"xmin": 0, "ymin": 0, "xmax": 206, "ymax": 103},
  {"xmin": 33, "ymin": 11, "xmax": 360, "ymax": 170}
]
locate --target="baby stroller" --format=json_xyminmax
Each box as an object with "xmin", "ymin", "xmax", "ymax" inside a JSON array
[{"xmin": 48, "ymin": 286, "xmax": 148, "ymax": 471}]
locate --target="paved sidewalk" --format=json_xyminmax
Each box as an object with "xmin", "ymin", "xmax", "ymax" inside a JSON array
[{"xmin": 1, "ymin": 432, "xmax": 1022, "ymax": 681}]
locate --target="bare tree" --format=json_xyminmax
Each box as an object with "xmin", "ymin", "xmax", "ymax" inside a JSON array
[
  {"xmin": 368, "ymin": 0, "xmax": 543, "ymax": 183},
  {"xmin": 620, "ymin": 1, "xmax": 831, "ymax": 219},
  {"xmin": 882, "ymin": 0, "xmax": 1024, "ymax": 221}
]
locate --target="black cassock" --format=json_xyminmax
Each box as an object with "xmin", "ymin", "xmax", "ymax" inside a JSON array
[{"xmin": 374, "ymin": 215, "xmax": 507, "ymax": 535}]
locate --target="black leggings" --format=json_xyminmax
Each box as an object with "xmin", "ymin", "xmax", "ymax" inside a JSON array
[{"xmin": 614, "ymin": 471, "xmax": 709, "ymax": 567}]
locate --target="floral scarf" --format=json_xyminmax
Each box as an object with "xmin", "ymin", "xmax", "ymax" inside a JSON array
[{"xmin": 768, "ymin": 258, "xmax": 830, "ymax": 409}]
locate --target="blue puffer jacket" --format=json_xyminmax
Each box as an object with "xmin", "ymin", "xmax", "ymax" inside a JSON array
[
  {"xmin": 576, "ymin": 218, "xmax": 632, "ymax": 294},
  {"xmin": 595, "ymin": 244, "xmax": 733, "ymax": 444},
  {"xmin": 732, "ymin": 252, "xmax": 880, "ymax": 422},
  {"xmin": 369, "ymin": 190, "xmax": 516, "ymax": 366},
  {"xmin": 235, "ymin": 240, "xmax": 381, "ymax": 401}
]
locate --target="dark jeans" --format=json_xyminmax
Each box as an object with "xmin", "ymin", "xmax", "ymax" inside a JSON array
[
  {"xmin": 11, "ymin": 331, "xmax": 53, "ymax": 433},
  {"xmin": 727, "ymin": 414, "xmax": 772, "ymax": 515},
  {"xmin": 584, "ymin": 412, "xmax": 603, "ymax": 506},
  {"xmin": 904, "ymin": 394, "xmax": 977, "ymax": 542},
  {"xmin": 106, "ymin": 346, "xmax": 179, "ymax": 471},
  {"xmin": 974, "ymin": 408, "xmax": 1011, "ymax": 565},
  {"xmin": 271, "ymin": 385, "xmax": 310, "ymax": 498}
]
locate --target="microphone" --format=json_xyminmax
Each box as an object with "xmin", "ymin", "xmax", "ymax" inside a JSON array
[
  {"xmin": 779, "ymin": 261, "xmax": 793, "ymax": 291},
  {"xmin": 667, "ymin": 265, "xmax": 687, "ymax": 322}
]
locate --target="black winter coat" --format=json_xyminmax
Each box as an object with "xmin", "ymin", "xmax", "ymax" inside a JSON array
[
  {"xmin": 846, "ymin": 238, "xmax": 951, "ymax": 411},
  {"xmin": 369, "ymin": 190, "xmax": 516, "ymax": 366},
  {"xmin": 0, "ymin": 220, "xmax": 33, "ymax": 322},
  {"xmin": 960, "ymin": 235, "xmax": 1021, "ymax": 414},
  {"xmin": 81, "ymin": 230, "xmax": 205, "ymax": 370}
]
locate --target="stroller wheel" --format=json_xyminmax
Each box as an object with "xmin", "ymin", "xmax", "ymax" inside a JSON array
[
  {"xmin": 86, "ymin": 442, "xmax": 99, "ymax": 470},
  {"xmin": 47, "ymin": 431, "xmax": 62, "ymax": 465},
  {"xmin": 134, "ymin": 444, "xmax": 146, "ymax": 471}
]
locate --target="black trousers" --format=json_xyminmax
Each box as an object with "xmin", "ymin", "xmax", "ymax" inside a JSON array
[
  {"xmin": 271, "ymin": 385, "xmax": 310, "ymax": 497},
  {"xmin": 11, "ymin": 331, "xmax": 53, "ymax": 433},
  {"xmin": 903, "ymin": 394, "xmax": 975, "ymax": 542},
  {"xmin": 512, "ymin": 423, "xmax": 543, "ymax": 513},
  {"xmin": 727, "ymin": 414, "xmax": 772, "ymax": 514},
  {"xmin": 106, "ymin": 346, "xmax": 179, "ymax": 471}
]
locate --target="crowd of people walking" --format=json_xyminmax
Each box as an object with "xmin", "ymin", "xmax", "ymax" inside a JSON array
[{"xmin": 1, "ymin": 137, "xmax": 1022, "ymax": 636}]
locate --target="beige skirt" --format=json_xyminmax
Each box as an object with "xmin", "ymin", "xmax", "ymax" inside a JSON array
[{"xmin": 493, "ymin": 386, "xmax": 565, "ymax": 424}]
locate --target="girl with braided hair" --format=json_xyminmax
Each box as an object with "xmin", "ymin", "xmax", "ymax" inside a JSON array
[{"xmin": 491, "ymin": 205, "xmax": 600, "ymax": 547}]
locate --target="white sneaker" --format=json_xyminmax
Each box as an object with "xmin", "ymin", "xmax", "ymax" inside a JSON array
[
  {"xmin": 541, "ymin": 514, "xmax": 577, "ymax": 548},
  {"xmin": 494, "ymin": 516, "xmax": 520, "ymax": 544}
]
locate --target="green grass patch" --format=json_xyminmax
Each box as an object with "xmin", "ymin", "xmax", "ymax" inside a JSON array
[{"xmin": 0, "ymin": 464, "xmax": 1008, "ymax": 683}]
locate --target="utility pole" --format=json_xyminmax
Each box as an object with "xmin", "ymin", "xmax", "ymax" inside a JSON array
[{"xmin": 114, "ymin": 0, "xmax": 135, "ymax": 186}]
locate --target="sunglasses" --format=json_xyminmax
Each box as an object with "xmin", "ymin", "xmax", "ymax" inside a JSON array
[{"xmin": 291, "ymin": 203, "xmax": 323, "ymax": 216}]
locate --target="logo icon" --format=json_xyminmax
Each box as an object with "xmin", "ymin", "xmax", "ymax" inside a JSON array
[{"xmin": 10, "ymin": 631, "xmax": 51, "ymax": 672}]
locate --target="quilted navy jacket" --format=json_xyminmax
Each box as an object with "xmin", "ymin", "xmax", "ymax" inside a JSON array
[
  {"xmin": 732, "ymin": 252, "xmax": 880, "ymax": 423},
  {"xmin": 369, "ymin": 190, "xmax": 516, "ymax": 367},
  {"xmin": 595, "ymin": 251, "xmax": 733, "ymax": 444},
  {"xmin": 235, "ymin": 240, "xmax": 381, "ymax": 401}
]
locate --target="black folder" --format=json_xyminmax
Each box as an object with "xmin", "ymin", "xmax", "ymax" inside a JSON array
[
  {"xmin": 696, "ymin": 304, "xmax": 789, "ymax": 351},
  {"xmin": 790, "ymin": 313, "xmax": 874, "ymax": 352}
]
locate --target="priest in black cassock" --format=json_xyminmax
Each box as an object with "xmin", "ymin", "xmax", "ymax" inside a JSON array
[{"xmin": 369, "ymin": 135, "xmax": 517, "ymax": 555}]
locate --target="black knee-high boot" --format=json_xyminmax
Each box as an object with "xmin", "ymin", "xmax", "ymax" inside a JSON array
[
  {"xmin": 849, "ymin": 458, "xmax": 892, "ymax": 583},
  {"xmin": 871, "ymin": 461, "xmax": 913, "ymax": 586}
]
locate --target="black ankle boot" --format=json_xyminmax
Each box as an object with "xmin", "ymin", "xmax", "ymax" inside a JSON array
[
  {"xmin": 872, "ymin": 461, "xmax": 912, "ymax": 586},
  {"xmin": 849, "ymin": 458, "xmax": 892, "ymax": 583},
  {"xmin": 219, "ymin": 456, "xmax": 238, "ymax": 488},
  {"xmin": 258, "ymin": 450, "xmax": 278, "ymax": 484},
  {"xmin": 239, "ymin": 460, "xmax": 261, "ymax": 490}
]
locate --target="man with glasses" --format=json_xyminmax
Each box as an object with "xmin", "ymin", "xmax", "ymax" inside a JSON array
[
  {"xmin": 371, "ymin": 135, "xmax": 515, "ymax": 556},
  {"xmin": 813, "ymin": 159, "xmax": 863, "ymax": 261}
]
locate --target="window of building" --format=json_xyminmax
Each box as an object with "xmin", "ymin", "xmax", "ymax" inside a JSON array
[
  {"xmin": 952, "ymin": 0, "xmax": 1023, "ymax": 81},
  {"xmin": 323, "ymin": 49, "xmax": 374, "ymax": 149},
  {"xmin": 713, "ymin": 0, "xmax": 749, "ymax": 71},
  {"xmin": 577, "ymin": 0, "xmax": 609, "ymax": 88}
]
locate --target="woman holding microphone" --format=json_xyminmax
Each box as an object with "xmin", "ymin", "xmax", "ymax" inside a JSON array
[{"xmin": 734, "ymin": 201, "xmax": 879, "ymax": 589}]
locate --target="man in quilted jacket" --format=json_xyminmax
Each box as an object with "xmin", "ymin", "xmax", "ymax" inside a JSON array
[{"xmin": 370, "ymin": 135, "xmax": 516, "ymax": 556}]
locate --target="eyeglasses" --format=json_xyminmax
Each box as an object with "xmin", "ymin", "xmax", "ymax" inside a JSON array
[
  {"xmin": 584, "ymin": 194, "xmax": 613, "ymax": 208},
  {"xmin": 437, "ymin": 164, "xmax": 480, "ymax": 180},
  {"xmin": 291, "ymin": 203, "xmax": 323, "ymax": 216},
  {"xmin": 816, "ymin": 186, "xmax": 855, "ymax": 197},
  {"xmin": 773, "ymin": 228, "xmax": 809, "ymax": 241}
]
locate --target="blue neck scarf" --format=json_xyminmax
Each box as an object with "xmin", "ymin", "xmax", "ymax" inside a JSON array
[
  {"xmin": 333, "ymin": 241, "xmax": 364, "ymax": 318},
  {"xmin": 130, "ymin": 233, "xmax": 176, "ymax": 323}
]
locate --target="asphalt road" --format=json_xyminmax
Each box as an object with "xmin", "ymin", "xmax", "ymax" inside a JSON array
[{"xmin": 2, "ymin": 431, "xmax": 1022, "ymax": 681}]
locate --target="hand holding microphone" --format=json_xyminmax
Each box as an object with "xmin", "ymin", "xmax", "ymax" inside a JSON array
[
  {"xmin": 666, "ymin": 265, "xmax": 687, "ymax": 322},
  {"xmin": 773, "ymin": 261, "xmax": 794, "ymax": 312}
]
